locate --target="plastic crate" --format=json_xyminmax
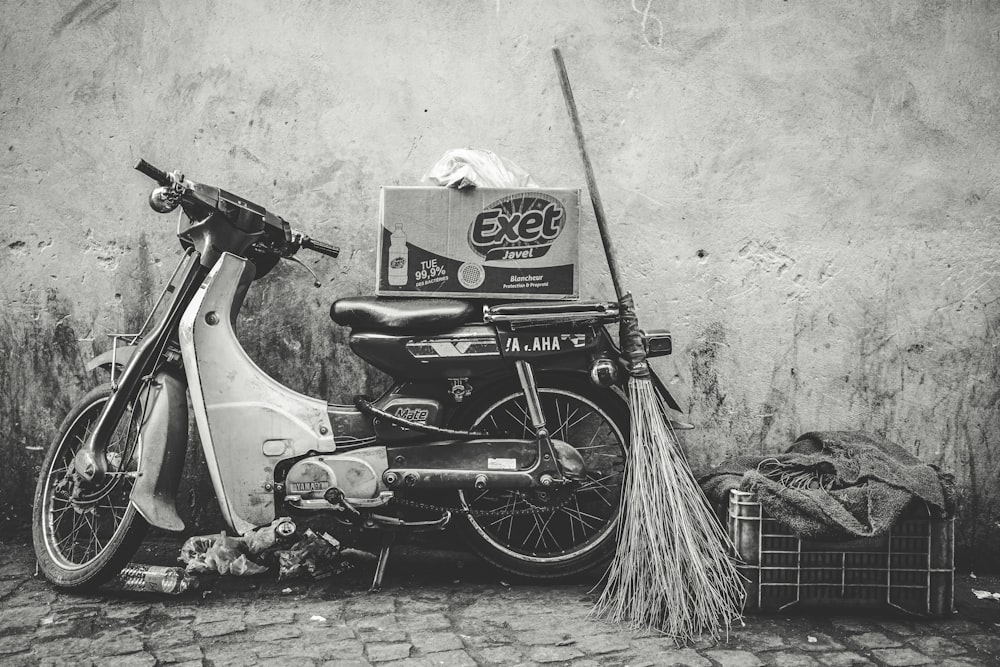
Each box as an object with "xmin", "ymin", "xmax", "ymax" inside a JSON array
[{"xmin": 728, "ymin": 489, "xmax": 954, "ymax": 616}]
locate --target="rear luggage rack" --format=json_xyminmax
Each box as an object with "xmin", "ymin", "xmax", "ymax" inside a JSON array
[{"xmin": 483, "ymin": 301, "xmax": 619, "ymax": 328}]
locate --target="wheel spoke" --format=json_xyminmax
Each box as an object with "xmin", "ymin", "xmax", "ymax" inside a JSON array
[
  {"xmin": 462, "ymin": 387, "xmax": 626, "ymax": 564},
  {"xmin": 49, "ymin": 500, "xmax": 74, "ymax": 518},
  {"xmin": 484, "ymin": 494, "xmax": 518, "ymax": 529},
  {"xmin": 566, "ymin": 501, "xmax": 577, "ymax": 544},
  {"xmin": 578, "ymin": 488, "xmax": 615, "ymax": 508},
  {"xmin": 475, "ymin": 493, "xmax": 511, "ymax": 514},
  {"xmin": 560, "ymin": 500, "xmax": 601, "ymax": 533},
  {"xmin": 49, "ymin": 464, "xmax": 71, "ymax": 479},
  {"xmin": 554, "ymin": 405, "xmax": 581, "ymax": 439},
  {"xmin": 552, "ymin": 400, "xmax": 564, "ymax": 439},
  {"xmin": 470, "ymin": 489, "xmax": 492, "ymax": 505},
  {"xmin": 503, "ymin": 407, "xmax": 531, "ymax": 436},
  {"xmin": 78, "ymin": 509, "xmax": 98, "ymax": 560},
  {"xmin": 523, "ymin": 512, "xmax": 543, "ymax": 548},
  {"xmin": 49, "ymin": 504, "xmax": 74, "ymax": 537},
  {"xmin": 577, "ymin": 472, "xmax": 618, "ymax": 494},
  {"xmin": 57, "ymin": 513, "xmax": 85, "ymax": 558},
  {"xmin": 72, "ymin": 433, "xmax": 87, "ymax": 450},
  {"xmin": 91, "ymin": 514, "xmax": 106, "ymax": 555},
  {"xmin": 507, "ymin": 494, "xmax": 525, "ymax": 542},
  {"xmin": 81, "ymin": 511, "xmax": 98, "ymax": 561},
  {"xmin": 103, "ymin": 497, "xmax": 126, "ymax": 525},
  {"xmin": 561, "ymin": 497, "xmax": 587, "ymax": 536},
  {"xmin": 561, "ymin": 503, "xmax": 605, "ymax": 526},
  {"xmin": 39, "ymin": 390, "xmax": 146, "ymax": 571},
  {"xmin": 532, "ymin": 511, "xmax": 560, "ymax": 551},
  {"xmin": 569, "ymin": 421, "xmax": 612, "ymax": 453},
  {"xmin": 564, "ymin": 410, "xmax": 590, "ymax": 433}
]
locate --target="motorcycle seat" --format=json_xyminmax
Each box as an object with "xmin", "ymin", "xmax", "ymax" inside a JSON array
[{"xmin": 331, "ymin": 297, "xmax": 478, "ymax": 333}]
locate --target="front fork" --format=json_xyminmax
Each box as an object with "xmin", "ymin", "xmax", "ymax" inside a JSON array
[{"xmin": 74, "ymin": 251, "xmax": 206, "ymax": 484}]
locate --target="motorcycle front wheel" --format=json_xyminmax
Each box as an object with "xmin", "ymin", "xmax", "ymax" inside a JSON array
[
  {"xmin": 32, "ymin": 384, "xmax": 148, "ymax": 590},
  {"xmin": 450, "ymin": 377, "xmax": 629, "ymax": 580}
]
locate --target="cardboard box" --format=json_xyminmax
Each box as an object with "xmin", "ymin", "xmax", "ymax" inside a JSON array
[{"xmin": 376, "ymin": 187, "xmax": 580, "ymax": 300}]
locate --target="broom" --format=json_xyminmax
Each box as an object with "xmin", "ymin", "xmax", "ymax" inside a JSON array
[{"xmin": 552, "ymin": 47, "xmax": 745, "ymax": 641}]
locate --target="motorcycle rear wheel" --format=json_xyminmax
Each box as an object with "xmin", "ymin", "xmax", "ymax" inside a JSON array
[
  {"xmin": 450, "ymin": 377, "xmax": 629, "ymax": 580},
  {"xmin": 32, "ymin": 384, "xmax": 148, "ymax": 590}
]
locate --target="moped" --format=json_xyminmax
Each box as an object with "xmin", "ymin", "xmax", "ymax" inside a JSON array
[{"xmin": 32, "ymin": 160, "xmax": 678, "ymax": 590}]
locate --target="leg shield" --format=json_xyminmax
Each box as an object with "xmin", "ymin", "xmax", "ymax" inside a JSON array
[{"xmin": 131, "ymin": 369, "xmax": 189, "ymax": 532}]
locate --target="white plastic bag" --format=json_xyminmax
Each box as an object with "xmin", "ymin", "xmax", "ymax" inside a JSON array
[
  {"xmin": 179, "ymin": 532, "xmax": 268, "ymax": 576},
  {"xmin": 423, "ymin": 148, "xmax": 538, "ymax": 189}
]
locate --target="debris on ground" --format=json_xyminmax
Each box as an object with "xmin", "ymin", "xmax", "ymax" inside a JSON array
[
  {"xmin": 180, "ymin": 532, "xmax": 268, "ymax": 576},
  {"xmin": 277, "ymin": 530, "xmax": 346, "ymax": 580},
  {"xmin": 177, "ymin": 518, "xmax": 374, "ymax": 581},
  {"xmin": 112, "ymin": 563, "xmax": 199, "ymax": 594}
]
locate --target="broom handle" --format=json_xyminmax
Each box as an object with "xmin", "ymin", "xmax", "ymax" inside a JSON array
[{"xmin": 552, "ymin": 47, "xmax": 625, "ymax": 303}]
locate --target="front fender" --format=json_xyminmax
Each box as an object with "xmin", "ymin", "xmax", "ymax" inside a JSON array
[
  {"xmin": 131, "ymin": 367, "xmax": 189, "ymax": 532},
  {"xmin": 85, "ymin": 345, "xmax": 138, "ymax": 373}
]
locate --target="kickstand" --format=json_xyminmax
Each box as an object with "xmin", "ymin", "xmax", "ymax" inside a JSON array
[{"xmin": 369, "ymin": 531, "xmax": 397, "ymax": 593}]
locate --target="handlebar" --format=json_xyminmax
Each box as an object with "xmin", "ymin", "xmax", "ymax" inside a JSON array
[
  {"xmin": 299, "ymin": 236, "xmax": 340, "ymax": 258},
  {"xmin": 134, "ymin": 157, "xmax": 340, "ymax": 261},
  {"xmin": 134, "ymin": 159, "xmax": 172, "ymax": 186}
]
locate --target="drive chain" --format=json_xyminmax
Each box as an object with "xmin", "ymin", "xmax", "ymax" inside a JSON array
[{"xmin": 391, "ymin": 490, "xmax": 576, "ymax": 518}]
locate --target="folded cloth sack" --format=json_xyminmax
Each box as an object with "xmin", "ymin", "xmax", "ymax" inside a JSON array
[{"xmin": 700, "ymin": 431, "xmax": 955, "ymax": 541}]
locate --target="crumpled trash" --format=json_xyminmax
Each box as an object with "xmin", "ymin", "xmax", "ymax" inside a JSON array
[
  {"xmin": 423, "ymin": 148, "xmax": 538, "ymax": 189},
  {"xmin": 973, "ymin": 589, "xmax": 1000, "ymax": 601},
  {"xmin": 178, "ymin": 519, "xmax": 376, "ymax": 581},
  {"xmin": 179, "ymin": 531, "xmax": 269, "ymax": 576},
  {"xmin": 242, "ymin": 518, "xmax": 285, "ymax": 556},
  {"xmin": 276, "ymin": 530, "xmax": 349, "ymax": 581},
  {"xmin": 179, "ymin": 517, "xmax": 295, "ymax": 576}
]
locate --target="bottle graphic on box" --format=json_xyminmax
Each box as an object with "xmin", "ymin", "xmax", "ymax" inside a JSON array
[{"xmin": 388, "ymin": 224, "xmax": 408, "ymax": 286}]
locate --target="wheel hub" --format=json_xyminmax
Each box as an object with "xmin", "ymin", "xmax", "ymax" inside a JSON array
[
  {"xmin": 520, "ymin": 483, "xmax": 577, "ymax": 508},
  {"xmin": 59, "ymin": 461, "xmax": 128, "ymax": 506}
]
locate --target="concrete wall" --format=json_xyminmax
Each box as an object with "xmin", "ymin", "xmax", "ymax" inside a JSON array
[{"xmin": 2, "ymin": 1, "xmax": 998, "ymax": 566}]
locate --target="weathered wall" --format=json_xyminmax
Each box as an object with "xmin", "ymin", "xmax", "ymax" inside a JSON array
[{"xmin": 2, "ymin": 1, "xmax": 998, "ymax": 566}]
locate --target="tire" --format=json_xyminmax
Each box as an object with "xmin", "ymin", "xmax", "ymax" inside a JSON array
[
  {"xmin": 32, "ymin": 384, "xmax": 149, "ymax": 590},
  {"xmin": 449, "ymin": 375, "xmax": 629, "ymax": 580}
]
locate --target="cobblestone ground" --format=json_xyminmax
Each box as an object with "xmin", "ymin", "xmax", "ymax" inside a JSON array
[{"xmin": 2, "ymin": 535, "xmax": 998, "ymax": 666}]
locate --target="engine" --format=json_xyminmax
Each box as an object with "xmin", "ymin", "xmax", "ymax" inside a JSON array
[{"xmin": 282, "ymin": 448, "xmax": 389, "ymax": 506}]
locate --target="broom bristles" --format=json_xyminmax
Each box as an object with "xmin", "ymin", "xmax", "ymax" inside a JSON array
[{"xmin": 592, "ymin": 377, "xmax": 745, "ymax": 642}]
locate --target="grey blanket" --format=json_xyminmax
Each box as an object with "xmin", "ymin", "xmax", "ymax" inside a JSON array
[{"xmin": 700, "ymin": 431, "xmax": 954, "ymax": 541}]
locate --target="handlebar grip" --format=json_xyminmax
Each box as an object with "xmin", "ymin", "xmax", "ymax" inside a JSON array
[
  {"xmin": 301, "ymin": 237, "xmax": 340, "ymax": 258},
  {"xmin": 134, "ymin": 159, "xmax": 171, "ymax": 186}
]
